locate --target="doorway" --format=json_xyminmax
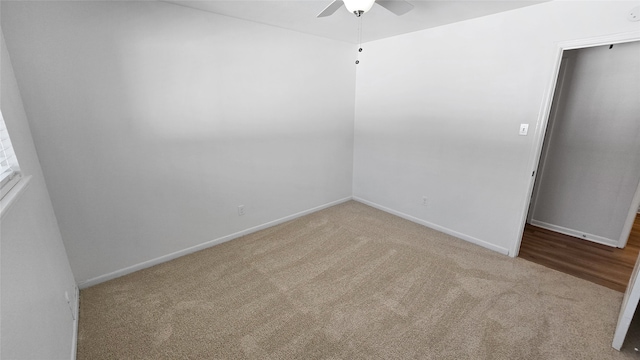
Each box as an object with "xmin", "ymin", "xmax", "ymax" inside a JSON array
[
  {"xmin": 514, "ymin": 31, "xmax": 640, "ymax": 351},
  {"xmin": 518, "ymin": 40, "xmax": 640, "ymax": 292}
]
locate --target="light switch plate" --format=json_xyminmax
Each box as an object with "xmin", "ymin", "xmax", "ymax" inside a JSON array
[{"xmin": 519, "ymin": 124, "xmax": 529, "ymax": 136}]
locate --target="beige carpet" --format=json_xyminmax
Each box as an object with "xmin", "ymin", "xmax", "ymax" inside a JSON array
[{"xmin": 77, "ymin": 201, "xmax": 639, "ymax": 359}]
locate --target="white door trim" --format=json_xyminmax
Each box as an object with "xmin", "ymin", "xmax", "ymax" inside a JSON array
[
  {"xmin": 613, "ymin": 254, "xmax": 640, "ymax": 350},
  {"xmin": 526, "ymin": 54, "xmax": 572, "ymax": 224},
  {"xmin": 618, "ymin": 180, "xmax": 640, "ymax": 248}
]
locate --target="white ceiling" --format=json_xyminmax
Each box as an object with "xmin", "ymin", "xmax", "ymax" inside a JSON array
[{"xmin": 162, "ymin": 0, "xmax": 547, "ymax": 43}]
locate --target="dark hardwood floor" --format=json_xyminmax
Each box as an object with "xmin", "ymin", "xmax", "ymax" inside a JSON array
[{"xmin": 519, "ymin": 214, "xmax": 640, "ymax": 292}]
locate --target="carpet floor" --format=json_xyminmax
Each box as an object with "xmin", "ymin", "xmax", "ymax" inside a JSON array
[{"xmin": 77, "ymin": 201, "xmax": 639, "ymax": 359}]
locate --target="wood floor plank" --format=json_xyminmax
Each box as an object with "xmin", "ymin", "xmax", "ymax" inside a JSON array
[{"xmin": 519, "ymin": 214, "xmax": 640, "ymax": 292}]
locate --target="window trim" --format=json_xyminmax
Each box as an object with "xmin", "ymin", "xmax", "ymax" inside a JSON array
[
  {"xmin": 0, "ymin": 109, "xmax": 27, "ymax": 218},
  {"xmin": 0, "ymin": 174, "xmax": 31, "ymax": 219},
  {"xmin": 0, "ymin": 171, "xmax": 22, "ymax": 199}
]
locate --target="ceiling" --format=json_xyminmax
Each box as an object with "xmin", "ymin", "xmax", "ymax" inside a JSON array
[{"xmin": 162, "ymin": 0, "xmax": 547, "ymax": 43}]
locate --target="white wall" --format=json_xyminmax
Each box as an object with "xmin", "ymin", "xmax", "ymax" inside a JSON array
[
  {"xmin": 530, "ymin": 41, "xmax": 640, "ymax": 246},
  {"xmin": 1, "ymin": 1, "xmax": 355, "ymax": 285},
  {"xmin": 0, "ymin": 29, "xmax": 77, "ymax": 359},
  {"xmin": 353, "ymin": 1, "xmax": 640, "ymax": 255}
]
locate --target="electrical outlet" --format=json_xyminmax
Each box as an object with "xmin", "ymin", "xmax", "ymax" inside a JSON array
[
  {"xmin": 422, "ymin": 196, "xmax": 428, "ymax": 206},
  {"xmin": 238, "ymin": 205, "xmax": 245, "ymax": 216},
  {"xmin": 64, "ymin": 290, "xmax": 76, "ymax": 320}
]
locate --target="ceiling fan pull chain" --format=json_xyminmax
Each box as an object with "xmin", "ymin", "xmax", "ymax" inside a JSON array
[{"xmin": 356, "ymin": 16, "xmax": 363, "ymax": 64}]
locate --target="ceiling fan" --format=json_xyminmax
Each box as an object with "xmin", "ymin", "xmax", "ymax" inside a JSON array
[{"xmin": 317, "ymin": 0, "xmax": 414, "ymax": 18}]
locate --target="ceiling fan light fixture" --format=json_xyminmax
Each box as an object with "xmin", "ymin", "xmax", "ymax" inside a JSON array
[{"xmin": 343, "ymin": 0, "xmax": 375, "ymax": 15}]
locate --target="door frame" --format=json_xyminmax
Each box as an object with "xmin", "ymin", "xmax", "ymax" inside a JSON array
[
  {"xmin": 618, "ymin": 180, "xmax": 640, "ymax": 248},
  {"xmin": 525, "ymin": 52, "xmax": 573, "ymax": 224},
  {"xmin": 613, "ymin": 252, "xmax": 640, "ymax": 350},
  {"xmin": 511, "ymin": 30, "xmax": 640, "ymax": 351},
  {"xmin": 512, "ymin": 30, "xmax": 640, "ymax": 258}
]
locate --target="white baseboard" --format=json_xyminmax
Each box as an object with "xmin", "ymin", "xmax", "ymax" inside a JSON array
[
  {"xmin": 77, "ymin": 197, "xmax": 353, "ymax": 289},
  {"xmin": 529, "ymin": 219, "xmax": 618, "ymax": 247},
  {"xmin": 71, "ymin": 285, "xmax": 79, "ymax": 360},
  {"xmin": 353, "ymin": 197, "xmax": 510, "ymax": 256}
]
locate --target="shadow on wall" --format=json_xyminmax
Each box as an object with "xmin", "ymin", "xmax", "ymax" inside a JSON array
[{"xmin": 1, "ymin": 0, "xmax": 355, "ymax": 283}]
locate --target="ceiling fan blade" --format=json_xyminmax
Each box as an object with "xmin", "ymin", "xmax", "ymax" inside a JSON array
[
  {"xmin": 377, "ymin": 0, "xmax": 414, "ymax": 16},
  {"xmin": 317, "ymin": 0, "xmax": 344, "ymax": 17}
]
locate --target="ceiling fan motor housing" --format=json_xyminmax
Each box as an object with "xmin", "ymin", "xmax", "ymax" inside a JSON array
[
  {"xmin": 316, "ymin": 0, "xmax": 413, "ymax": 18},
  {"xmin": 343, "ymin": 0, "xmax": 376, "ymax": 15}
]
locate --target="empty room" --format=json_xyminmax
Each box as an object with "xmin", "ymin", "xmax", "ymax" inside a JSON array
[{"xmin": 1, "ymin": 0, "xmax": 640, "ymax": 359}]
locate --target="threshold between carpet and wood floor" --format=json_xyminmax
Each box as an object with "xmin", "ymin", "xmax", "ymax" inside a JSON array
[
  {"xmin": 77, "ymin": 201, "xmax": 638, "ymax": 359},
  {"xmin": 520, "ymin": 215, "xmax": 640, "ymax": 293}
]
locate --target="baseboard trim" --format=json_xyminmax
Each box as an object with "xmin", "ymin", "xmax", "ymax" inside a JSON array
[
  {"xmin": 71, "ymin": 285, "xmax": 79, "ymax": 360},
  {"xmin": 529, "ymin": 219, "xmax": 618, "ymax": 247},
  {"xmin": 77, "ymin": 197, "xmax": 353, "ymax": 289},
  {"xmin": 353, "ymin": 197, "xmax": 510, "ymax": 256}
]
